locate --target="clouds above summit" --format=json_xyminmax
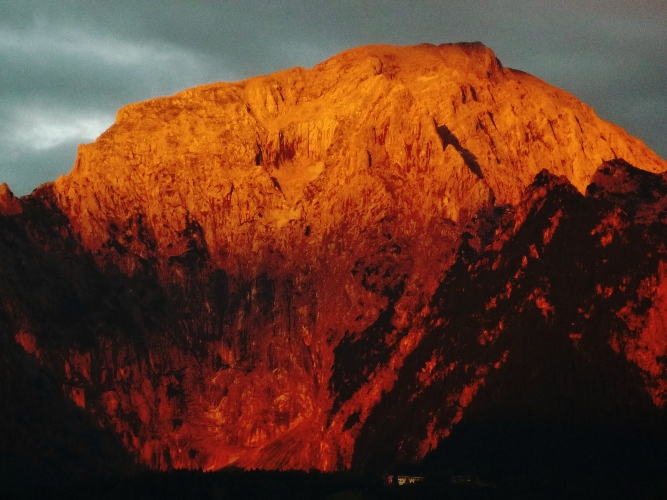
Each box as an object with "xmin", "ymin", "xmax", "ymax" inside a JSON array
[{"xmin": 1, "ymin": 0, "xmax": 665, "ymax": 194}]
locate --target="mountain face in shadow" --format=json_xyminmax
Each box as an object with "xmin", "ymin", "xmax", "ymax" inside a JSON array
[{"xmin": 1, "ymin": 43, "xmax": 666, "ymax": 480}]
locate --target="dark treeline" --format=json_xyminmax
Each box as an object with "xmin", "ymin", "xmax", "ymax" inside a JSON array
[{"xmin": 5, "ymin": 435, "xmax": 667, "ymax": 500}]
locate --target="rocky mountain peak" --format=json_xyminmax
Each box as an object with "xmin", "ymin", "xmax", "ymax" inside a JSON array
[
  {"xmin": 51, "ymin": 43, "xmax": 665, "ymax": 271},
  {"xmin": 3, "ymin": 43, "xmax": 667, "ymax": 479}
]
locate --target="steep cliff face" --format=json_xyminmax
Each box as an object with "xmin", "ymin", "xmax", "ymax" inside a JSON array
[
  {"xmin": 53, "ymin": 42, "xmax": 664, "ymax": 266},
  {"xmin": 2, "ymin": 43, "xmax": 667, "ymax": 474}
]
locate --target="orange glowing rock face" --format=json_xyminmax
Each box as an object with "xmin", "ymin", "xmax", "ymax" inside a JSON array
[
  {"xmin": 2, "ymin": 43, "xmax": 667, "ymax": 475},
  {"xmin": 52, "ymin": 43, "xmax": 664, "ymax": 268}
]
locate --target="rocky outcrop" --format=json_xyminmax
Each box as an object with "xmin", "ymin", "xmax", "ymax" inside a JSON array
[
  {"xmin": 0, "ymin": 183, "xmax": 21, "ymax": 216},
  {"xmin": 2, "ymin": 43, "xmax": 667, "ymax": 474}
]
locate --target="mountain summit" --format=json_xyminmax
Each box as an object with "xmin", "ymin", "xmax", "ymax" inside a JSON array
[
  {"xmin": 2, "ymin": 43, "xmax": 666, "ymax": 481},
  {"xmin": 54, "ymin": 42, "xmax": 663, "ymax": 267}
]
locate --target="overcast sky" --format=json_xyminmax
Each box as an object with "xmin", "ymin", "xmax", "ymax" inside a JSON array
[{"xmin": 1, "ymin": 1, "xmax": 665, "ymax": 195}]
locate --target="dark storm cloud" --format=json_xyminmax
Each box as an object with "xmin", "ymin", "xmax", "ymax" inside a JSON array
[{"xmin": 1, "ymin": 1, "xmax": 665, "ymax": 195}]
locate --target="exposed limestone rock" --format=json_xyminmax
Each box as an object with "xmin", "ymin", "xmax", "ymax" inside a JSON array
[
  {"xmin": 2, "ymin": 43, "xmax": 667, "ymax": 475},
  {"xmin": 53, "ymin": 42, "xmax": 665, "ymax": 267}
]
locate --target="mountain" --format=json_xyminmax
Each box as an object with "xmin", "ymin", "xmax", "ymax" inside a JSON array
[{"xmin": 1, "ymin": 42, "xmax": 666, "ymax": 484}]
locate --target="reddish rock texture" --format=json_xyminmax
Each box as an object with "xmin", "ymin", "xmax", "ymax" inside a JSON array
[
  {"xmin": 0, "ymin": 183, "xmax": 22, "ymax": 216},
  {"xmin": 2, "ymin": 43, "xmax": 667, "ymax": 475}
]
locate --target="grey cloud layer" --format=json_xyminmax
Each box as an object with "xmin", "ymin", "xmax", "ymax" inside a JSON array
[{"xmin": 1, "ymin": 0, "xmax": 665, "ymax": 195}]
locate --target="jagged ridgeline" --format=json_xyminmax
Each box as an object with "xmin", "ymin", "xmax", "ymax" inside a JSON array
[{"xmin": 1, "ymin": 42, "xmax": 666, "ymax": 482}]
